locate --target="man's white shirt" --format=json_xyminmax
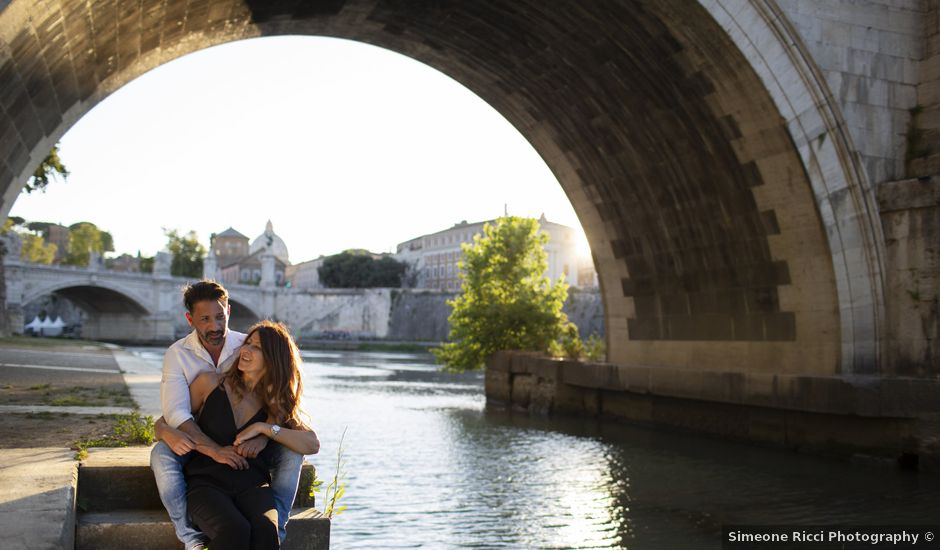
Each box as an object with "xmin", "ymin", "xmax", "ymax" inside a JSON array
[{"xmin": 161, "ymin": 329, "xmax": 246, "ymax": 429}]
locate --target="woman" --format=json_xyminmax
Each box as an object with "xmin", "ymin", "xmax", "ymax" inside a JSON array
[{"xmin": 183, "ymin": 320, "xmax": 319, "ymax": 550}]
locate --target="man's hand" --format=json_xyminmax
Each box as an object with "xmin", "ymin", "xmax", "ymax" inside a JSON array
[
  {"xmin": 208, "ymin": 445, "xmax": 249, "ymax": 470},
  {"xmin": 163, "ymin": 426, "xmax": 197, "ymax": 456},
  {"xmin": 234, "ymin": 435, "xmax": 269, "ymax": 458},
  {"xmin": 234, "ymin": 422, "xmax": 272, "ymax": 446}
]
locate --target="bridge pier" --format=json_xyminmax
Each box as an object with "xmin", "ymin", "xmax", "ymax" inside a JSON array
[{"xmin": 878, "ymin": 177, "xmax": 940, "ymax": 377}]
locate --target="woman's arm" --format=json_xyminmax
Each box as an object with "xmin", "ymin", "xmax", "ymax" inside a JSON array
[
  {"xmin": 234, "ymin": 421, "xmax": 320, "ymax": 455},
  {"xmin": 173, "ymin": 373, "xmax": 249, "ymax": 470}
]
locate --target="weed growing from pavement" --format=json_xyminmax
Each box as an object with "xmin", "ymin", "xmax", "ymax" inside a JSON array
[{"xmin": 73, "ymin": 411, "xmax": 155, "ymax": 460}]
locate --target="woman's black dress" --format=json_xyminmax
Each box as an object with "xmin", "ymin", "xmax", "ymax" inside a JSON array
[{"xmin": 185, "ymin": 382, "xmax": 279, "ymax": 550}]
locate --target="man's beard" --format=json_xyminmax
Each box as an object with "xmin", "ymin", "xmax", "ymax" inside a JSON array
[{"xmin": 200, "ymin": 329, "xmax": 225, "ymax": 346}]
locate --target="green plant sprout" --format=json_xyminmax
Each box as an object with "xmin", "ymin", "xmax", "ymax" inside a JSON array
[{"xmin": 310, "ymin": 427, "xmax": 348, "ymax": 519}]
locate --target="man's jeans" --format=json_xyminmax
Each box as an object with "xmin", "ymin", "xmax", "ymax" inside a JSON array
[{"xmin": 150, "ymin": 441, "xmax": 305, "ymax": 547}]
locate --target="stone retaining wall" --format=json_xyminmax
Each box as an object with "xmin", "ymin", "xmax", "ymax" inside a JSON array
[{"xmin": 486, "ymin": 351, "xmax": 940, "ymax": 468}]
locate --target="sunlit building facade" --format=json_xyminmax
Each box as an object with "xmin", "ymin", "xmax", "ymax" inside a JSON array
[{"xmin": 395, "ymin": 215, "xmax": 596, "ymax": 290}]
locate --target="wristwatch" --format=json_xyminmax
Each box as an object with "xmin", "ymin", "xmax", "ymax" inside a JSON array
[{"xmin": 270, "ymin": 424, "xmax": 281, "ymax": 439}]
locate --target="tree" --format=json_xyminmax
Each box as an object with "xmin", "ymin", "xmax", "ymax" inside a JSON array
[
  {"xmin": 20, "ymin": 234, "xmax": 56, "ymax": 264},
  {"xmin": 165, "ymin": 229, "xmax": 205, "ymax": 278},
  {"xmin": 24, "ymin": 144, "xmax": 69, "ymax": 193},
  {"xmin": 433, "ymin": 216, "xmax": 570, "ymax": 372},
  {"xmin": 64, "ymin": 222, "xmax": 110, "ymax": 266},
  {"xmin": 138, "ymin": 251, "xmax": 155, "ymax": 274},
  {"xmin": 318, "ymin": 250, "xmax": 406, "ymax": 288}
]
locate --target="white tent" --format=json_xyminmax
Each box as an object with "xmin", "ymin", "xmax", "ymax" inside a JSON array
[
  {"xmin": 24, "ymin": 316, "xmax": 42, "ymax": 334},
  {"xmin": 39, "ymin": 316, "xmax": 63, "ymax": 337}
]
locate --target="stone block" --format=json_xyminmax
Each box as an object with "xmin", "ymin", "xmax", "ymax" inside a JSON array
[
  {"xmin": 510, "ymin": 373, "xmax": 534, "ymax": 407},
  {"xmin": 600, "ymin": 391, "xmax": 653, "ymax": 423},
  {"xmin": 554, "ymin": 383, "xmax": 589, "ymax": 414},
  {"xmin": 484, "ymin": 370, "xmax": 512, "ymax": 403},
  {"xmin": 529, "ymin": 377, "xmax": 556, "ymax": 414},
  {"xmin": 616, "ymin": 365, "xmax": 651, "ymax": 393},
  {"xmin": 745, "ymin": 407, "xmax": 788, "ymax": 446}
]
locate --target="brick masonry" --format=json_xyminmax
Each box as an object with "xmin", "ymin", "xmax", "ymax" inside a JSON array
[{"xmin": 0, "ymin": 0, "xmax": 932, "ymax": 377}]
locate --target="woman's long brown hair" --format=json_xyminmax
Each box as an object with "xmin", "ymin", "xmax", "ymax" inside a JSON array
[{"xmin": 225, "ymin": 320, "xmax": 305, "ymax": 428}]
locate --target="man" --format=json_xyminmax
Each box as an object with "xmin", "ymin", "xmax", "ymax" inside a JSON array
[{"xmin": 150, "ymin": 280, "xmax": 304, "ymax": 550}]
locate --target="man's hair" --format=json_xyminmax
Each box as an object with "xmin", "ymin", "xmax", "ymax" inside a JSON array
[{"xmin": 183, "ymin": 280, "xmax": 228, "ymax": 313}]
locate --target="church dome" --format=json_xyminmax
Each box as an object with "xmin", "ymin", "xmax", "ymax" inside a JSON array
[{"xmin": 249, "ymin": 220, "xmax": 290, "ymax": 264}]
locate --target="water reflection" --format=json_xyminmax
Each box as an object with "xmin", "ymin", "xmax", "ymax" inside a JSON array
[{"xmin": 133, "ymin": 347, "xmax": 940, "ymax": 549}]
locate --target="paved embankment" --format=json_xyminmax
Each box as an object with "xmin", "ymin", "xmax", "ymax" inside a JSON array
[
  {"xmin": 0, "ymin": 341, "xmax": 164, "ymax": 549},
  {"xmin": 0, "ymin": 447, "xmax": 78, "ymax": 549}
]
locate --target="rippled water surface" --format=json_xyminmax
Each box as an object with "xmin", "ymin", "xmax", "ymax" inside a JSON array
[{"xmin": 136, "ymin": 348, "xmax": 940, "ymax": 549}]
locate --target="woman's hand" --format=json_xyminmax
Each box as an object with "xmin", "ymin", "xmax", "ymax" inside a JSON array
[
  {"xmin": 234, "ymin": 422, "xmax": 272, "ymax": 446},
  {"xmin": 208, "ymin": 445, "xmax": 249, "ymax": 470},
  {"xmin": 235, "ymin": 435, "xmax": 269, "ymax": 458}
]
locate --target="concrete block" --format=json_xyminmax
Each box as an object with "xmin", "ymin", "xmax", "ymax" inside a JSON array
[
  {"xmin": 0, "ymin": 448, "xmax": 77, "ymax": 550},
  {"xmin": 78, "ymin": 447, "xmax": 318, "ymax": 511},
  {"xmin": 484, "ymin": 370, "xmax": 512, "ymax": 403},
  {"xmin": 600, "ymin": 390, "xmax": 653, "ymax": 423},
  {"xmin": 510, "ymin": 373, "xmax": 534, "ymax": 407},
  {"xmin": 529, "ymin": 376, "xmax": 556, "ymax": 414},
  {"xmin": 76, "ymin": 508, "xmax": 330, "ymax": 550}
]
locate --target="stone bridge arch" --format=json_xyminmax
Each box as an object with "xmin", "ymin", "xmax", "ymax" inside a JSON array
[
  {"xmin": 21, "ymin": 279, "xmax": 153, "ymax": 316},
  {"xmin": 0, "ymin": 1, "xmax": 899, "ymax": 375},
  {"xmin": 227, "ymin": 295, "xmax": 263, "ymax": 333}
]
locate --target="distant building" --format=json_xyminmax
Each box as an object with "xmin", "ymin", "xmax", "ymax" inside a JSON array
[
  {"xmin": 285, "ymin": 256, "xmax": 326, "ymax": 290},
  {"xmin": 108, "ymin": 253, "xmax": 142, "ymax": 272},
  {"xmin": 211, "ymin": 227, "xmax": 250, "ymax": 263},
  {"xmin": 210, "ymin": 221, "xmax": 289, "ymax": 286},
  {"xmin": 44, "ymin": 224, "xmax": 70, "ymax": 262},
  {"xmin": 395, "ymin": 214, "xmax": 597, "ymax": 290}
]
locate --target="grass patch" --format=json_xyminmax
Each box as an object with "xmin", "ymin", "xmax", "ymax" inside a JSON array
[
  {"xmin": 45, "ymin": 385, "xmax": 135, "ymax": 408},
  {"xmin": 73, "ymin": 411, "xmax": 155, "ymax": 460}
]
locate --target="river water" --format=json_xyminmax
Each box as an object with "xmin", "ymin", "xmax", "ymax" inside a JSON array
[{"xmin": 133, "ymin": 348, "xmax": 939, "ymax": 549}]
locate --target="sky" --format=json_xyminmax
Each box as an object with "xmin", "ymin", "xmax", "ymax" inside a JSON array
[{"xmin": 10, "ymin": 36, "xmax": 588, "ymax": 263}]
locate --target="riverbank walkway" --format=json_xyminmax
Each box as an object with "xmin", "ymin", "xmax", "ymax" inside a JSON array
[{"xmin": 0, "ymin": 344, "xmax": 164, "ymax": 549}]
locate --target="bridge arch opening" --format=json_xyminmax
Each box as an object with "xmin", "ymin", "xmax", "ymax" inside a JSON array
[
  {"xmin": 0, "ymin": 1, "xmax": 883, "ymax": 375},
  {"xmin": 22, "ymin": 284, "xmax": 153, "ymax": 342},
  {"xmin": 228, "ymin": 298, "xmax": 262, "ymax": 334}
]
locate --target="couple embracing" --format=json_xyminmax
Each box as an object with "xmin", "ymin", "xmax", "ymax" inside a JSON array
[{"xmin": 150, "ymin": 280, "xmax": 319, "ymax": 550}]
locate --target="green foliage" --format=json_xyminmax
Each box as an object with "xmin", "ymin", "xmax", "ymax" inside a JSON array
[
  {"xmin": 549, "ymin": 329, "xmax": 607, "ymax": 362},
  {"xmin": 139, "ymin": 253, "xmax": 154, "ymax": 273},
  {"xmin": 164, "ymin": 229, "xmax": 205, "ymax": 278},
  {"xmin": 26, "ymin": 221, "xmax": 52, "ymax": 234},
  {"xmin": 584, "ymin": 334, "xmax": 606, "ymax": 362},
  {"xmin": 24, "ymin": 144, "xmax": 69, "ymax": 194},
  {"xmin": 20, "ymin": 234, "xmax": 57, "ymax": 264},
  {"xmin": 113, "ymin": 411, "xmax": 155, "ymax": 444},
  {"xmin": 63, "ymin": 222, "xmax": 112, "ymax": 266},
  {"xmin": 311, "ymin": 427, "xmax": 348, "ymax": 519},
  {"xmin": 318, "ymin": 249, "xmax": 406, "ymax": 288},
  {"xmin": 433, "ymin": 216, "xmax": 570, "ymax": 372},
  {"xmin": 559, "ymin": 323, "xmax": 584, "ymax": 359},
  {"xmin": 73, "ymin": 412, "xmax": 155, "ymax": 460}
]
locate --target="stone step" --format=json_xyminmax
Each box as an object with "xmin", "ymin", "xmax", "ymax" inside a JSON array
[
  {"xmin": 76, "ymin": 508, "xmax": 330, "ymax": 550},
  {"xmin": 78, "ymin": 447, "xmax": 317, "ymax": 512}
]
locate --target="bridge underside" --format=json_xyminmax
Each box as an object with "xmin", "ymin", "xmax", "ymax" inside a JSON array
[
  {"xmin": 228, "ymin": 298, "xmax": 261, "ymax": 333},
  {"xmin": 0, "ymin": 1, "xmax": 889, "ymax": 375},
  {"xmin": 28, "ymin": 285, "xmax": 169, "ymax": 342}
]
